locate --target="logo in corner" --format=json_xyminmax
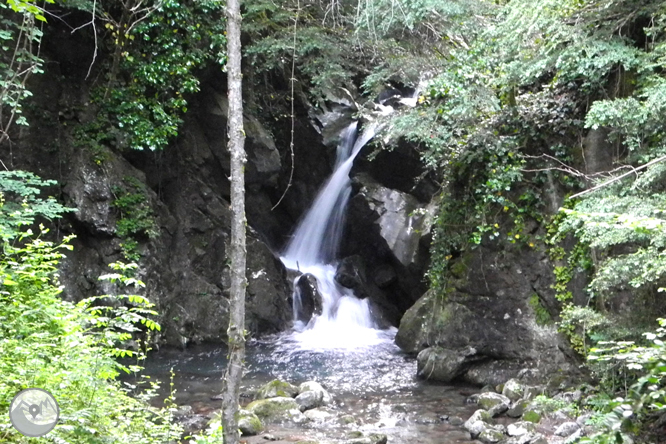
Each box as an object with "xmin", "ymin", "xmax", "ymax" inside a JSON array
[{"xmin": 9, "ymin": 388, "xmax": 60, "ymax": 437}]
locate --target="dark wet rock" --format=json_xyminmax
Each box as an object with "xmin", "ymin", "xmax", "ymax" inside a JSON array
[
  {"xmin": 373, "ymin": 264, "xmax": 397, "ymax": 288},
  {"xmin": 256, "ymin": 379, "xmax": 299, "ymax": 400},
  {"xmin": 449, "ymin": 416, "xmax": 464, "ymax": 426},
  {"xmin": 295, "ymin": 274, "xmax": 323, "ymax": 324},
  {"xmin": 335, "ymin": 255, "xmax": 366, "ymax": 290},
  {"xmin": 478, "ymin": 392, "xmax": 511, "ymax": 417},
  {"xmin": 341, "ymin": 174, "xmax": 438, "ymax": 318},
  {"xmin": 352, "ymin": 174, "xmax": 436, "ymax": 269},
  {"xmin": 239, "ymin": 410, "xmax": 264, "ymax": 436},
  {"xmin": 395, "ymin": 227, "xmax": 580, "ymax": 385},
  {"xmin": 208, "ymin": 91, "xmax": 281, "ymax": 187},
  {"xmin": 416, "ymin": 346, "xmax": 482, "ymax": 382}
]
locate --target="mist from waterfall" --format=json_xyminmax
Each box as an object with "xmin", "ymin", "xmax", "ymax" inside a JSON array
[{"xmin": 281, "ymin": 122, "xmax": 393, "ymax": 350}]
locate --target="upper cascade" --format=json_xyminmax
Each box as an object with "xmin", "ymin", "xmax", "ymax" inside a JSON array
[{"xmin": 282, "ymin": 122, "xmax": 376, "ymax": 269}]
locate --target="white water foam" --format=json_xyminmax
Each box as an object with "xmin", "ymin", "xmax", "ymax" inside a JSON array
[{"xmin": 281, "ymin": 122, "xmax": 394, "ymax": 350}]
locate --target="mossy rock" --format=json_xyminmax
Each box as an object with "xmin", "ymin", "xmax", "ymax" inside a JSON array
[
  {"xmin": 238, "ymin": 410, "xmax": 263, "ymax": 436},
  {"xmin": 523, "ymin": 410, "xmax": 542, "ymax": 423},
  {"xmin": 478, "ymin": 428, "xmax": 505, "ymax": 444},
  {"xmin": 256, "ymin": 379, "xmax": 299, "ymax": 399},
  {"xmin": 246, "ymin": 397, "xmax": 301, "ymax": 422}
]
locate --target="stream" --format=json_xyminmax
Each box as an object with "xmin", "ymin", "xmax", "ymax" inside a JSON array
[{"xmin": 138, "ymin": 331, "xmax": 479, "ymax": 444}]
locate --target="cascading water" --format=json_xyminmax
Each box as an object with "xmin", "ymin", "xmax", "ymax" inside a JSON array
[{"xmin": 281, "ymin": 122, "xmax": 394, "ymax": 349}]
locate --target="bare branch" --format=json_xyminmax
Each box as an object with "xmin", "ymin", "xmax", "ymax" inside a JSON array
[
  {"xmin": 272, "ymin": 0, "xmax": 300, "ymax": 211},
  {"xmin": 569, "ymin": 155, "xmax": 666, "ymax": 200}
]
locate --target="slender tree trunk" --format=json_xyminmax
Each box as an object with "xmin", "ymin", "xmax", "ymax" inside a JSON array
[{"xmin": 222, "ymin": 0, "xmax": 246, "ymax": 442}]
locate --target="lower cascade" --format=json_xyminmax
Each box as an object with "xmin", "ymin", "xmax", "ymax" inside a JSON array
[{"xmin": 280, "ymin": 122, "xmax": 395, "ymax": 349}]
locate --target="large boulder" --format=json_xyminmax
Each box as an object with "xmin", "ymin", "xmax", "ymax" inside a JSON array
[
  {"xmin": 340, "ymin": 174, "xmax": 438, "ymax": 316},
  {"xmin": 395, "ymin": 238, "xmax": 579, "ymax": 386},
  {"xmin": 416, "ymin": 346, "xmax": 482, "ymax": 382}
]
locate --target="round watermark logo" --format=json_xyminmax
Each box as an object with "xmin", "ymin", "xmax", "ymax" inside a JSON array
[{"xmin": 9, "ymin": 388, "xmax": 59, "ymax": 437}]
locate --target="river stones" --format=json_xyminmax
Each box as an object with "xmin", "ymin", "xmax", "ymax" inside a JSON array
[
  {"xmin": 554, "ymin": 421, "xmax": 580, "ymax": 437},
  {"xmin": 344, "ymin": 433, "xmax": 388, "ymax": 444},
  {"xmin": 464, "ymin": 409, "xmax": 493, "ymax": 438},
  {"xmin": 297, "ymin": 381, "xmax": 332, "ymax": 409},
  {"xmin": 478, "ymin": 427, "xmax": 506, "ymax": 444},
  {"xmin": 507, "ymin": 421, "xmax": 536, "ymax": 437},
  {"xmin": 304, "ymin": 407, "xmax": 334, "ymax": 422},
  {"xmin": 245, "ymin": 397, "xmax": 307, "ymax": 424},
  {"xmin": 256, "ymin": 379, "xmax": 299, "ymax": 399},
  {"xmin": 502, "ymin": 378, "xmax": 526, "ymax": 402},
  {"xmin": 478, "ymin": 392, "xmax": 511, "ymax": 417},
  {"xmin": 238, "ymin": 410, "xmax": 263, "ymax": 436},
  {"xmin": 507, "ymin": 398, "xmax": 531, "ymax": 418},
  {"xmin": 296, "ymin": 390, "xmax": 324, "ymax": 411}
]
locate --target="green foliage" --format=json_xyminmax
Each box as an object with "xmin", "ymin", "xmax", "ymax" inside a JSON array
[
  {"xmin": 72, "ymin": 0, "xmax": 226, "ymax": 153},
  {"xmin": 188, "ymin": 419, "xmax": 224, "ymax": 444},
  {"xmin": 559, "ymin": 304, "xmax": 609, "ymax": 355},
  {"xmin": 0, "ymin": 0, "xmax": 53, "ymax": 138},
  {"xmin": 0, "ymin": 170, "xmax": 73, "ymax": 241},
  {"xmin": 112, "ymin": 176, "xmax": 158, "ymax": 261},
  {"xmin": 0, "ymin": 229, "xmax": 182, "ymax": 443},
  {"xmin": 583, "ymin": 318, "xmax": 666, "ymax": 443}
]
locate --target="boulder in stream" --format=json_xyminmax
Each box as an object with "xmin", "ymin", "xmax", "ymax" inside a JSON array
[
  {"xmin": 416, "ymin": 345, "xmax": 482, "ymax": 382},
  {"xmin": 295, "ymin": 274, "xmax": 323, "ymax": 324},
  {"xmin": 256, "ymin": 379, "xmax": 299, "ymax": 399}
]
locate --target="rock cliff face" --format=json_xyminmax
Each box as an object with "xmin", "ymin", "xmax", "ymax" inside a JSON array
[
  {"xmin": 6, "ymin": 34, "xmax": 442, "ymax": 347},
  {"xmin": 395, "ymin": 234, "xmax": 580, "ymax": 386}
]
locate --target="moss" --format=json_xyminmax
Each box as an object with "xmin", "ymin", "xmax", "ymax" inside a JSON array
[
  {"xmin": 529, "ymin": 294, "xmax": 552, "ymax": 325},
  {"xmin": 523, "ymin": 410, "xmax": 541, "ymax": 423}
]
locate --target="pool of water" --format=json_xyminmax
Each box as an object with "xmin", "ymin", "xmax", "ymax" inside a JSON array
[{"xmin": 130, "ymin": 330, "xmax": 478, "ymax": 444}]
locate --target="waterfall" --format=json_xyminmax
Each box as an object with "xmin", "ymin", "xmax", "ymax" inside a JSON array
[{"xmin": 281, "ymin": 122, "xmax": 390, "ymax": 349}]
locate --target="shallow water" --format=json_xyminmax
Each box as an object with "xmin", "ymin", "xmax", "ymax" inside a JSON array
[{"xmin": 135, "ymin": 330, "xmax": 478, "ymax": 444}]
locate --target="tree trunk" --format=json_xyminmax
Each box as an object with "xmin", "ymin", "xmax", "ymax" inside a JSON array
[{"xmin": 222, "ymin": 0, "xmax": 246, "ymax": 442}]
